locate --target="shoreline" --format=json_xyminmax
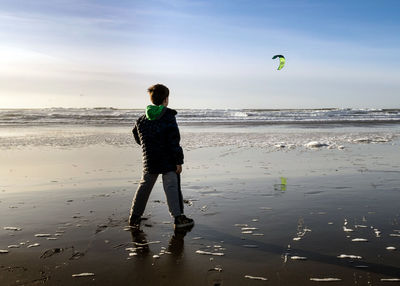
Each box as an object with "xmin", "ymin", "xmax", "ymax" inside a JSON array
[{"xmin": 1, "ymin": 124, "xmax": 399, "ymax": 152}]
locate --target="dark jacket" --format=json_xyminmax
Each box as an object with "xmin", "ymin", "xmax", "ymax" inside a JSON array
[{"xmin": 133, "ymin": 107, "xmax": 184, "ymax": 174}]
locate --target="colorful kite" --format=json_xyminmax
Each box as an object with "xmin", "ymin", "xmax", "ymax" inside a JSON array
[{"xmin": 272, "ymin": 55, "xmax": 285, "ymax": 70}]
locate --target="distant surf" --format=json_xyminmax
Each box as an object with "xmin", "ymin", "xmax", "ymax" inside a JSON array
[{"xmin": 1, "ymin": 108, "xmax": 400, "ymax": 126}]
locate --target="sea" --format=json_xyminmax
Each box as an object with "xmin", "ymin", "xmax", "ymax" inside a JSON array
[
  {"xmin": 0, "ymin": 108, "xmax": 400, "ymax": 126},
  {"xmin": 0, "ymin": 108, "xmax": 399, "ymax": 150}
]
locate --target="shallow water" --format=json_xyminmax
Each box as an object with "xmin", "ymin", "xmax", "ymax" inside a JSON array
[{"xmin": 0, "ymin": 122, "xmax": 399, "ymax": 152}]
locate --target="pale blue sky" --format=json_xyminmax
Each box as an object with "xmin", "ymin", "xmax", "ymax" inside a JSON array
[{"xmin": 1, "ymin": 0, "xmax": 399, "ymax": 109}]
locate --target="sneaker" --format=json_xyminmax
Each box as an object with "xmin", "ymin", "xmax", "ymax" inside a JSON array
[
  {"xmin": 174, "ymin": 215, "xmax": 194, "ymax": 229},
  {"xmin": 129, "ymin": 215, "xmax": 141, "ymax": 228}
]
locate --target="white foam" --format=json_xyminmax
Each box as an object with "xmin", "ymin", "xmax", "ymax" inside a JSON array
[
  {"xmin": 274, "ymin": 143, "xmax": 286, "ymax": 148},
  {"xmin": 380, "ymin": 278, "xmax": 400, "ymax": 282},
  {"xmin": 35, "ymin": 234, "xmax": 51, "ymax": 237},
  {"xmin": 352, "ymin": 238, "xmax": 368, "ymax": 242},
  {"xmin": 133, "ymin": 241, "xmax": 161, "ymax": 246},
  {"xmin": 386, "ymin": 246, "xmax": 396, "ymax": 250},
  {"xmin": 8, "ymin": 245, "xmax": 20, "ymax": 248},
  {"xmin": 337, "ymin": 254, "xmax": 362, "ymax": 259},
  {"xmin": 0, "ymin": 250, "xmax": 9, "ymax": 254},
  {"xmin": 295, "ymin": 227, "xmax": 312, "ymax": 241},
  {"xmin": 343, "ymin": 226, "xmax": 354, "ymax": 232},
  {"xmin": 195, "ymin": 250, "xmax": 224, "ymax": 256},
  {"xmin": 244, "ymin": 275, "xmax": 267, "ymax": 281},
  {"xmin": 72, "ymin": 273, "xmax": 95, "ymax": 277},
  {"xmin": 305, "ymin": 141, "xmax": 329, "ymax": 148},
  {"xmin": 353, "ymin": 137, "xmax": 390, "ymax": 144},
  {"xmin": 353, "ymin": 138, "xmax": 373, "ymax": 143},
  {"xmin": 283, "ymin": 253, "xmax": 289, "ymax": 263},
  {"xmin": 291, "ymin": 256, "xmax": 307, "ymax": 260},
  {"xmin": 27, "ymin": 243, "xmax": 40, "ymax": 248},
  {"xmin": 241, "ymin": 227, "xmax": 258, "ymax": 231},
  {"xmin": 310, "ymin": 278, "xmax": 342, "ymax": 282},
  {"xmin": 3, "ymin": 227, "xmax": 22, "ymax": 231}
]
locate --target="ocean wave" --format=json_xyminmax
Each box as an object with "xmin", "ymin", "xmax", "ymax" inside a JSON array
[
  {"xmin": 0, "ymin": 108, "xmax": 399, "ymax": 126},
  {"xmin": 0, "ymin": 127, "xmax": 398, "ymax": 150}
]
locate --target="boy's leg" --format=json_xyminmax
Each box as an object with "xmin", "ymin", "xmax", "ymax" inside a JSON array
[
  {"xmin": 176, "ymin": 174, "xmax": 184, "ymax": 213},
  {"xmin": 162, "ymin": 171, "xmax": 184, "ymax": 217},
  {"xmin": 129, "ymin": 173, "xmax": 158, "ymax": 221}
]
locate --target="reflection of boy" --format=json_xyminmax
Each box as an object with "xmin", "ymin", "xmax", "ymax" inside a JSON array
[{"xmin": 129, "ymin": 84, "xmax": 194, "ymax": 229}]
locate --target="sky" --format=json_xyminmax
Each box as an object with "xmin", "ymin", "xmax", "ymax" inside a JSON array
[{"xmin": 0, "ymin": 0, "xmax": 399, "ymax": 109}]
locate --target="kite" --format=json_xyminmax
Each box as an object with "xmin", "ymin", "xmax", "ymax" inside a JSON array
[{"xmin": 272, "ymin": 55, "xmax": 285, "ymax": 70}]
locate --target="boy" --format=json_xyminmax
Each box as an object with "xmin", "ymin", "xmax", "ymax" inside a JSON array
[{"xmin": 129, "ymin": 84, "xmax": 194, "ymax": 230}]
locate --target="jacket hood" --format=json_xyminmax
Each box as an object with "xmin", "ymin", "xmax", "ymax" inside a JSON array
[{"xmin": 146, "ymin": 105, "xmax": 166, "ymax": 120}]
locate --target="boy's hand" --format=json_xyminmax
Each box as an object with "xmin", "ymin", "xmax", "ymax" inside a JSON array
[{"xmin": 176, "ymin": 165, "xmax": 182, "ymax": 174}]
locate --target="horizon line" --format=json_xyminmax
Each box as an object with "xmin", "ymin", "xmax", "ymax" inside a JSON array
[{"xmin": 1, "ymin": 107, "xmax": 399, "ymax": 111}]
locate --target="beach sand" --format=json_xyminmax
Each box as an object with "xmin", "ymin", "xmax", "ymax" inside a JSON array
[{"xmin": 1, "ymin": 132, "xmax": 400, "ymax": 285}]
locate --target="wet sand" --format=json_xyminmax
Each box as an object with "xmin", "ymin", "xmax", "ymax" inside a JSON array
[{"xmin": 1, "ymin": 139, "xmax": 400, "ymax": 285}]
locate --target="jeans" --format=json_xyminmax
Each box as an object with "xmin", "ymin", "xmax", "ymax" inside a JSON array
[{"xmin": 129, "ymin": 171, "xmax": 184, "ymax": 220}]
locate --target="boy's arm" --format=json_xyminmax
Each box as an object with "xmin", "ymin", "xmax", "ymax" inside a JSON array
[
  {"xmin": 132, "ymin": 123, "xmax": 141, "ymax": 145},
  {"xmin": 176, "ymin": 164, "xmax": 182, "ymax": 174},
  {"xmin": 167, "ymin": 117, "xmax": 184, "ymax": 166}
]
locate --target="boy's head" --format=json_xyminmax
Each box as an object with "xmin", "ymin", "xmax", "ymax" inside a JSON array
[{"xmin": 148, "ymin": 84, "xmax": 169, "ymax": 106}]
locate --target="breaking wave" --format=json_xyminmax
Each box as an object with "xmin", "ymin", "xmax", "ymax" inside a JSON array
[{"xmin": 1, "ymin": 108, "xmax": 400, "ymax": 126}]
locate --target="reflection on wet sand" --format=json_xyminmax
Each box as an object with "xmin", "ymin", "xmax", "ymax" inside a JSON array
[{"xmin": 128, "ymin": 226, "xmax": 193, "ymax": 260}]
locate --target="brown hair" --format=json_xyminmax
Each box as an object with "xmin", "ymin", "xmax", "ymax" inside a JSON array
[{"xmin": 147, "ymin": 84, "xmax": 169, "ymax": 105}]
